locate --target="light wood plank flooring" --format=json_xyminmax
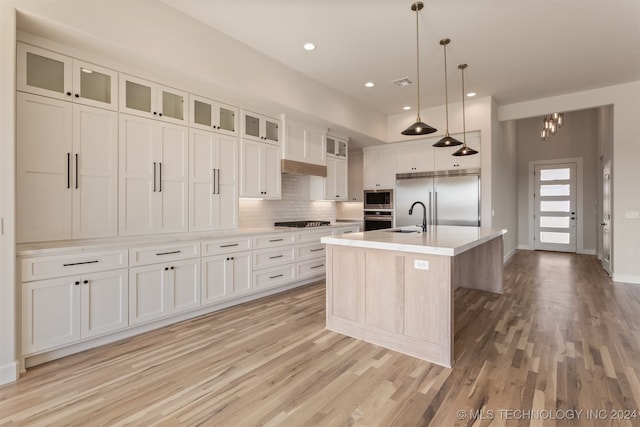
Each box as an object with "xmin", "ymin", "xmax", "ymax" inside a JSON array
[{"xmin": 1, "ymin": 251, "xmax": 639, "ymax": 426}]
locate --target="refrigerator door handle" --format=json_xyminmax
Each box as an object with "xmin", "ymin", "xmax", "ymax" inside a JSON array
[
  {"xmin": 434, "ymin": 191, "xmax": 438, "ymax": 225},
  {"xmin": 428, "ymin": 191, "xmax": 433, "ymax": 226}
]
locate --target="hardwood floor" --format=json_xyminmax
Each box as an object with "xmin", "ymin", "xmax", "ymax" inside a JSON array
[{"xmin": 1, "ymin": 250, "xmax": 639, "ymax": 426}]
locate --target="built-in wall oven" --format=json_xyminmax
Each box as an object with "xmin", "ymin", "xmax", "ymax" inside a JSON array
[
  {"xmin": 364, "ymin": 210, "xmax": 394, "ymax": 231},
  {"xmin": 364, "ymin": 189, "xmax": 393, "ymax": 210}
]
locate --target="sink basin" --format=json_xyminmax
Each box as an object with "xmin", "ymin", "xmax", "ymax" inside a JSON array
[{"xmin": 386, "ymin": 229, "xmax": 419, "ymax": 233}]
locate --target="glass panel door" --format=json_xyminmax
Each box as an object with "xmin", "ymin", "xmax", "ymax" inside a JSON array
[
  {"xmin": 601, "ymin": 161, "xmax": 612, "ymax": 274},
  {"xmin": 244, "ymin": 114, "xmax": 260, "ymax": 139},
  {"xmin": 193, "ymin": 100, "xmax": 212, "ymax": 127},
  {"xmin": 125, "ymin": 80, "xmax": 152, "ymax": 113},
  {"xmin": 17, "ymin": 43, "xmax": 72, "ymax": 100},
  {"xmin": 534, "ymin": 163, "xmax": 577, "ymax": 252},
  {"xmin": 337, "ymin": 140, "xmax": 347, "ymax": 157},
  {"xmin": 27, "ymin": 52, "xmax": 66, "ymax": 94},
  {"xmin": 326, "ymin": 137, "xmax": 336, "ymax": 155},
  {"xmin": 73, "ymin": 60, "xmax": 117, "ymax": 110},
  {"xmin": 264, "ymin": 118, "xmax": 279, "ymax": 142},
  {"xmin": 219, "ymin": 106, "xmax": 236, "ymax": 133},
  {"xmin": 161, "ymin": 90, "xmax": 185, "ymax": 121}
]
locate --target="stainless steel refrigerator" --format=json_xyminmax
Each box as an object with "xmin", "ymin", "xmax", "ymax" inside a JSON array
[{"xmin": 395, "ymin": 172, "xmax": 480, "ymax": 227}]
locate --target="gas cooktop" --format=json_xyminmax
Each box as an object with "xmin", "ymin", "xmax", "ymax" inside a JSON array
[{"xmin": 274, "ymin": 220, "xmax": 331, "ymax": 228}]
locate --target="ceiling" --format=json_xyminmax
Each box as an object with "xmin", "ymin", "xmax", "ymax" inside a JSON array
[{"xmin": 162, "ymin": 0, "xmax": 640, "ymax": 117}]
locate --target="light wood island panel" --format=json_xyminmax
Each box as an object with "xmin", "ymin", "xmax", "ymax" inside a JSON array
[{"xmin": 324, "ymin": 228, "xmax": 504, "ymax": 367}]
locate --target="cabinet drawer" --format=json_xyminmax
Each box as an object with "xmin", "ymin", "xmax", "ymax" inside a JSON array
[
  {"xmin": 201, "ymin": 237, "xmax": 252, "ymax": 256},
  {"xmin": 253, "ymin": 233, "xmax": 296, "ymax": 249},
  {"xmin": 21, "ymin": 249, "xmax": 128, "ymax": 282},
  {"xmin": 297, "ymin": 258, "xmax": 326, "ymax": 280},
  {"xmin": 253, "ymin": 246, "xmax": 296, "ymax": 269},
  {"xmin": 129, "ymin": 242, "xmax": 200, "ymax": 266},
  {"xmin": 297, "ymin": 228, "xmax": 333, "ymax": 243},
  {"xmin": 296, "ymin": 242, "xmax": 326, "ymax": 261},
  {"xmin": 253, "ymin": 264, "xmax": 296, "ymax": 291}
]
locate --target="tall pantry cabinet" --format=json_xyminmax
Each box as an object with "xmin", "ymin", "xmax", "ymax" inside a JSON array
[{"xmin": 16, "ymin": 43, "xmax": 118, "ymax": 243}]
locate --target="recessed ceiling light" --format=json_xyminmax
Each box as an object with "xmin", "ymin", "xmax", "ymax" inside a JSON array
[
  {"xmin": 303, "ymin": 42, "xmax": 316, "ymax": 51},
  {"xmin": 403, "ymin": 106, "xmax": 411, "ymax": 110},
  {"xmin": 365, "ymin": 82, "xmax": 375, "ymax": 88},
  {"xmin": 466, "ymin": 92, "xmax": 476, "ymax": 97}
]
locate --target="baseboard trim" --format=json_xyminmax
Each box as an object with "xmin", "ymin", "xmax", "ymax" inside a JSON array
[
  {"xmin": 612, "ymin": 274, "xmax": 640, "ymax": 285},
  {"xmin": 578, "ymin": 248, "xmax": 596, "ymax": 255},
  {"xmin": 504, "ymin": 248, "xmax": 517, "ymax": 263},
  {"xmin": 518, "ymin": 244, "xmax": 532, "ymax": 251},
  {"xmin": 0, "ymin": 360, "xmax": 18, "ymax": 385}
]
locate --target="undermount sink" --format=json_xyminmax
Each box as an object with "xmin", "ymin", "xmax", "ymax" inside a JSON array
[{"xmin": 386, "ymin": 229, "xmax": 419, "ymax": 233}]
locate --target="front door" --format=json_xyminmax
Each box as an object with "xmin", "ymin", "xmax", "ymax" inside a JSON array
[{"xmin": 534, "ymin": 163, "xmax": 577, "ymax": 252}]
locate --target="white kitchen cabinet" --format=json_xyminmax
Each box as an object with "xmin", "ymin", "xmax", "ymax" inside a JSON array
[
  {"xmin": 433, "ymin": 140, "xmax": 481, "ymax": 171},
  {"xmin": 363, "ymin": 148, "xmax": 396, "ymax": 189},
  {"xmin": 310, "ymin": 157, "xmax": 347, "ymax": 201},
  {"xmin": 17, "ymin": 42, "xmax": 118, "ymax": 110},
  {"xmin": 129, "ymin": 258, "xmax": 200, "ymax": 325},
  {"xmin": 119, "ymin": 114, "xmax": 188, "ymax": 236},
  {"xmin": 347, "ymin": 152, "xmax": 363, "ymax": 202},
  {"xmin": 242, "ymin": 110, "xmax": 281, "ymax": 144},
  {"xmin": 119, "ymin": 74, "xmax": 188, "ymax": 125},
  {"xmin": 189, "ymin": 129, "xmax": 238, "ymax": 231},
  {"xmin": 17, "ymin": 93, "xmax": 118, "ymax": 243},
  {"xmin": 22, "ymin": 268, "xmax": 128, "ymax": 354},
  {"xmin": 189, "ymin": 94, "xmax": 238, "ymax": 136},
  {"xmin": 283, "ymin": 121, "xmax": 326, "ymax": 165},
  {"xmin": 240, "ymin": 139, "xmax": 281, "ymax": 199},
  {"xmin": 326, "ymin": 135, "xmax": 348, "ymax": 158},
  {"xmin": 395, "ymin": 142, "xmax": 435, "ymax": 174},
  {"xmin": 202, "ymin": 252, "xmax": 252, "ymax": 305}
]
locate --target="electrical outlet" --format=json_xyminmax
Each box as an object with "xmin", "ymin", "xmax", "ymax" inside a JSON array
[
  {"xmin": 625, "ymin": 210, "xmax": 640, "ymax": 219},
  {"xmin": 414, "ymin": 259, "xmax": 429, "ymax": 270}
]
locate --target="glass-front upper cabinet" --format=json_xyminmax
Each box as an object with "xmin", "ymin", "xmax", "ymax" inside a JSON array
[
  {"xmin": 242, "ymin": 110, "xmax": 280, "ymax": 144},
  {"xmin": 119, "ymin": 74, "xmax": 188, "ymax": 125},
  {"xmin": 190, "ymin": 94, "xmax": 238, "ymax": 136},
  {"xmin": 326, "ymin": 136, "xmax": 347, "ymax": 158},
  {"xmin": 17, "ymin": 43, "xmax": 118, "ymax": 110}
]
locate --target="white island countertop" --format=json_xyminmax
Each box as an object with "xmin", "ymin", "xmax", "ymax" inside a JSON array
[{"xmin": 321, "ymin": 225, "xmax": 506, "ymax": 256}]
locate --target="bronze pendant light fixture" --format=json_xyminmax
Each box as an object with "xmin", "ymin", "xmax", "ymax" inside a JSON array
[
  {"xmin": 433, "ymin": 38, "xmax": 462, "ymax": 147},
  {"xmin": 401, "ymin": 1, "xmax": 437, "ymax": 136},
  {"xmin": 452, "ymin": 64, "xmax": 479, "ymax": 156}
]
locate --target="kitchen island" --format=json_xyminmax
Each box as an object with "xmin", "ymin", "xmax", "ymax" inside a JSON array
[{"xmin": 321, "ymin": 226, "xmax": 506, "ymax": 367}]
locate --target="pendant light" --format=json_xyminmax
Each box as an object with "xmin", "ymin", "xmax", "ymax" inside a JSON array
[
  {"xmin": 401, "ymin": 2, "xmax": 437, "ymax": 136},
  {"xmin": 433, "ymin": 38, "xmax": 462, "ymax": 147},
  {"xmin": 452, "ymin": 64, "xmax": 479, "ymax": 156}
]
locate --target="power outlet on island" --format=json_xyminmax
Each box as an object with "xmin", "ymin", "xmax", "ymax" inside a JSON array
[{"xmin": 414, "ymin": 259, "xmax": 429, "ymax": 270}]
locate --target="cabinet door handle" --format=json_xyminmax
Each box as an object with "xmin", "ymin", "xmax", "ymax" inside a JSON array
[
  {"xmin": 153, "ymin": 162, "xmax": 157, "ymax": 192},
  {"xmin": 67, "ymin": 153, "xmax": 71, "ymax": 189},
  {"xmin": 63, "ymin": 260, "xmax": 99, "ymax": 267},
  {"xmin": 156, "ymin": 250, "xmax": 181, "ymax": 256},
  {"xmin": 159, "ymin": 162, "xmax": 162, "ymax": 192},
  {"xmin": 310, "ymin": 248, "xmax": 324, "ymax": 252},
  {"xmin": 220, "ymin": 243, "xmax": 238, "ymax": 248},
  {"xmin": 269, "ymin": 254, "xmax": 284, "ymax": 259},
  {"xmin": 269, "ymin": 274, "xmax": 283, "ymax": 279},
  {"xmin": 310, "ymin": 264, "xmax": 324, "ymax": 269},
  {"xmin": 216, "ymin": 169, "xmax": 220, "ymax": 194},
  {"xmin": 75, "ymin": 153, "xmax": 79, "ymax": 189},
  {"xmin": 269, "ymin": 238, "xmax": 283, "ymax": 242},
  {"xmin": 212, "ymin": 169, "xmax": 216, "ymax": 194}
]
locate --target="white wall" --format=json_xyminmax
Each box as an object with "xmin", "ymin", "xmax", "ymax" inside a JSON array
[
  {"xmin": 516, "ymin": 109, "xmax": 599, "ymax": 253},
  {"xmin": 500, "ymin": 81, "xmax": 640, "ymax": 284},
  {"xmin": 0, "ymin": 2, "xmax": 17, "ymax": 384},
  {"xmin": 493, "ymin": 118, "xmax": 519, "ymax": 260}
]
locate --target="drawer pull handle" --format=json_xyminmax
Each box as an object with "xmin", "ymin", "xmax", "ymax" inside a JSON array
[
  {"xmin": 63, "ymin": 260, "xmax": 99, "ymax": 267},
  {"xmin": 269, "ymin": 255, "xmax": 284, "ymax": 259},
  {"xmin": 310, "ymin": 264, "xmax": 324, "ymax": 269},
  {"xmin": 156, "ymin": 250, "xmax": 181, "ymax": 256},
  {"xmin": 220, "ymin": 243, "xmax": 239, "ymax": 248},
  {"xmin": 310, "ymin": 248, "xmax": 324, "ymax": 252},
  {"xmin": 269, "ymin": 238, "xmax": 284, "ymax": 242},
  {"xmin": 269, "ymin": 274, "xmax": 284, "ymax": 279}
]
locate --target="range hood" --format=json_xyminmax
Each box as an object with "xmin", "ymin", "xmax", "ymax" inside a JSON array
[{"xmin": 281, "ymin": 159, "xmax": 327, "ymax": 177}]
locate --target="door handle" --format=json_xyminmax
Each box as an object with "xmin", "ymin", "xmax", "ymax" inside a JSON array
[
  {"xmin": 153, "ymin": 162, "xmax": 157, "ymax": 192},
  {"xmin": 159, "ymin": 162, "xmax": 162, "ymax": 192},
  {"xmin": 75, "ymin": 153, "xmax": 78, "ymax": 189},
  {"xmin": 434, "ymin": 191, "xmax": 438, "ymax": 225},
  {"xmin": 67, "ymin": 153, "xmax": 71, "ymax": 189},
  {"xmin": 216, "ymin": 169, "xmax": 220, "ymax": 194},
  {"xmin": 212, "ymin": 168, "xmax": 216, "ymax": 195}
]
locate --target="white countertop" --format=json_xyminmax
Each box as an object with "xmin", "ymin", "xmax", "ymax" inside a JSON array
[
  {"xmin": 16, "ymin": 223, "xmax": 358, "ymax": 256},
  {"xmin": 321, "ymin": 225, "xmax": 506, "ymax": 256}
]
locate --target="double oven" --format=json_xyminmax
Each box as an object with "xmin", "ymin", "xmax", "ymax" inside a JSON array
[{"xmin": 363, "ymin": 189, "xmax": 394, "ymax": 231}]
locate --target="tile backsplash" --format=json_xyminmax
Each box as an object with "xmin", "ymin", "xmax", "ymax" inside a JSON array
[{"xmin": 239, "ymin": 174, "xmax": 336, "ymax": 228}]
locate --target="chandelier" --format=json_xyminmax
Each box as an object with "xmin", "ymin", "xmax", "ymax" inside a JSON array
[{"xmin": 540, "ymin": 113, "xmax": 564, "ymax": 141}]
